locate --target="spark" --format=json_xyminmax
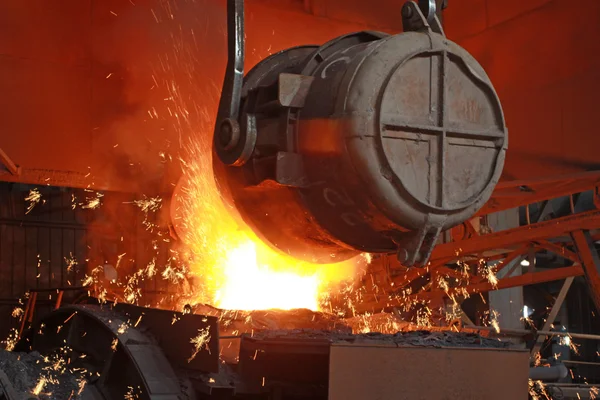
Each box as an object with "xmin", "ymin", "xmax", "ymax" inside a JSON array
[
  {"xmin": 11, "ymin": 307, "xmax": 24, "ymax": 318},
  {"xmin": 161, "ymin": 264, "xmax": 187, "ymax": 284},
  {"xmin": 32, "ymin": 378, "xmax": 46, "ymax": 395},
  {"xmin": 111, "ymin": 338, "xmax": 118, "ymax": 351},
  {"xmin": 64, "ymin": 312, "xmax": 77, "ymax": 323},
  {"xmin": 116, "ymin": 253, "xmax": 127, "ymax": 269},
  {"xmin": 146, "ymin": 258, "xmax": 156, "ymax": 278},
  {"xmin": 483, "ymin": 262, "xmax": 498, "ymax": 288},
  {"xmin": 25, "ymin": 188, "xmax": 43, "ymax": 214},
  {"xmin": 528, "ymin": 379, "xmax": 550, "ymax": 400},
  {"xmin": 568, "ymin": 337, "xmax": 581, "ymax": 355},
  {"xmin": 82, "ymin": 275, "xmax": 94, "ymax": 287},
  {"xmin": 132, "ymin": 195, "xmax": 162, "ymax": 213},
  {"xmin": 3, "ymin": 328, "xmax": 19, "ymax": 351},
  {"xmin": 125, "ymin": 386, "xmax": 141, "ymax": 400},
  {"xmin": 416, "ymin": 306, "xmax": 433, "ymax": 327},
  {"xmin": 81, "ymin": 192, "xmax": 104, "ymax": 209},
  {"xmin": 490, "ymin": 309, "xmax": 501, "ymax": 333},
  {"xmin": 117, "ymin": 322, "xmax": 128, "ymax": 335},
  {"xmin": 188, "ymin": 328, "xmax": 211, "ymax": 362},
  {"xmin": 77, "ymin": 379, "xmax": 87, "ymax": 395},
  {"xmin": 65, "ymin": 253, "xmax": 78, "ymax": 272}
]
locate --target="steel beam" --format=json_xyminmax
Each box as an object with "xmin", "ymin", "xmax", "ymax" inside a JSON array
[
  {"xmin": 434, "ymin": 266, "xmax": 583, "ymax": 300},
  {"xmin": 571, "ymin": 230, "xmax": 600, "ymax": 312},
  {"xmin": 536, "ymin": 200, "xmax": 552, "ymax": 223},
  {"xmin": 494, "ymin": 245, "xmax": 528, "ymax": 275},
  {"xmin": 0, "ymin": 147, "xmax": 19, "ymax": 176},
  {"xmin": 432, "ymin": 210, "xmax": 600, "ymax": 261},
  {"xmin": 534, "ymin": 240, "xmax": 580, "ymax": 264},
  {"xmin": 530, "ymin": 276, "xmax": 574, "ymax": 357},
  {"xmin": 358, "ymin": 266, "xmax": 583, "ymax": 312},
  {"xmin": 480, "ymin": 171, "xmax": 600, "ymax": 215}
]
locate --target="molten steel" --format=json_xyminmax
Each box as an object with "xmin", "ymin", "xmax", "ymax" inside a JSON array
[{"xmin": 172, "ymin": 137, "xmax": 365, "ymax": 311}]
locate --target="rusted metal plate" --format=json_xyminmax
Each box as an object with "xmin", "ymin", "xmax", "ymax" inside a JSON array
[{"xmin": 329, "ymin": 343, "xmax": 529, "ymax": 400}]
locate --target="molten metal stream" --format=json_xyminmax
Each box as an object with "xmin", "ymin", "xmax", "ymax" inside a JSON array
[{"xmin": 172, "ymin": 138, "xmax": 365, "ymax": 312}]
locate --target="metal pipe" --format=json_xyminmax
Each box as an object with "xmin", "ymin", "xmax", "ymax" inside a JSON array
[
  {"xmin": 529, "ymin": 364, "xmax": 569, "ymax": 381},
  {"xmin": 562, "ymin": 360, "xmax": 600, "ymax": 366}
]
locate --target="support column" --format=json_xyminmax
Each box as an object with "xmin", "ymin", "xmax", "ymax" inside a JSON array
[
  {"xmin": 571, "ymin": 230, "xmax": 600, "ymax": 313},
  {"xmin": 530, "ymin": 276, "xmax": 574, "ymax": 357},
  {"xmin": 487, "ymin": 210, "xmax": 525, "ymax": 332}
]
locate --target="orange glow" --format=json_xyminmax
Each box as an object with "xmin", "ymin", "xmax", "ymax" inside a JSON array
[
  {"xmin": 171, "ymin": 136, "xmax": 363, "ymax": 311},
  {"xmin": 215, "ymin": 241, "xmax": 320, "ymax": 311}
]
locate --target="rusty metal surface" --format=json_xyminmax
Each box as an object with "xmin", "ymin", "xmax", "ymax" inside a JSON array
[{"xmin": 329, "ymin": 343, "xmax": 529, "ymax": 400}]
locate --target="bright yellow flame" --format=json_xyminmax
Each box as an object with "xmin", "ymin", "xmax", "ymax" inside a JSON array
[
  {"xmin": 172, "ymin": 138, "xmax": 362, "ymax": 311},
  {"xmin": 215, "ymin": 241, "xmax": 320, "ymax": 311}
]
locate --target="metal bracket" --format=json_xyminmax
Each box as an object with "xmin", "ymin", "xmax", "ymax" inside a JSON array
[
  {"xmin": 418, "ymin": 0, "xmax": 436, "ymax": 23},
  {"xmin": 395, "ymin": 221, "xmax": 443, "ymax": 267},
  {"xmin": 402, "ymin": 1, "xmax": 445, "ymax": 37},
  {"xmin": 275, "ymin": 152, "xmax": 310, "ymax": 188},
  {"xmin": 214, "ymin": 0, "xmax": 249, "ymax": 166},
  {"xmin": 278, "ymin": 73, "xmax": 315, "ymax": 108}
]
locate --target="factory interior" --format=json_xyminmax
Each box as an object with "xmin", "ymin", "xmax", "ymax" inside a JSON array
[{"xmin": 0, "ymin": 0, "xmax": 599, "ymax": 398}]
